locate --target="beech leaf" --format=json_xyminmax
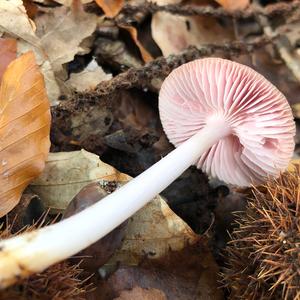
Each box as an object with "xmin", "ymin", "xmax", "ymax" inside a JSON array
[
  {"xmin": 0, "ymin": 52, "xmax": 51, "ymax": 217},
  {"xmin": 0, "ymin": 38, "xmax": 17, "ymax": 83},
  {"xmin": 30, "ymin": 150, "xmax": 130, "ymax": 212}
]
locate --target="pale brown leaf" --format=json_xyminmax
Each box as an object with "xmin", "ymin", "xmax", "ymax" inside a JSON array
[
  {"xmin": 151, "ymin": 12, "xmax": 234, "ymax": 56},
  {"xmin": 0, "ymin": 52, "xmax": 51, "ymax": 217},
  {"xmin": 35, "ymin": 5, "xmax": 97, "ymax": 74},
  {"xmin": 30, "ymin": 150, "xmax": 130, "ymax": 212}
]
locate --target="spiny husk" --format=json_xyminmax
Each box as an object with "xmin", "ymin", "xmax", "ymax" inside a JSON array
[
  {"xmin": 222, "ymin": 167, "xmax": 300, "ymax": 300},
  {"xmin": 0, "ymin": 217, "xmax": 90, "ymax": 300}
]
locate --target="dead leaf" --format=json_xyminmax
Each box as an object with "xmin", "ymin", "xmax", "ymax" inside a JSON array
[
  {"xmin": 35, "ymin": 6, "xmax": 97, "ymax": 75},
  {"xmin": 0, "ymin": 52, "xmax": 51, "ymax": 217},
  {"xmin": 151, "ymin": 12, "xmax": 234, "ymax": 56},
  {"xmin": 105, "ymin": 195, "xmax": 199, "ymax": 265},
  {"xmin": 66, "ymin": 59, "xmax": 112, "ymax": 92},
  {"xmin": 30, "ymin": 150, "xmax": 130, "ymax": 212},
  {"xmin": 0, "ymin": 38, "xmax": 17, "ymax": 82},
  {"xmin": 0, "ymin": 0, "xmax": 37, "ymax": 45},
  {"xmin": 120, "ymin": 25, "xmax": 153, "ymax": 63},
  {"xmin": 114, "ymin": 287, "xmax": 167, "ymax": 300},
  {"xmin": 215, "ymin": 0, "xmax": 250, "ymax": 11},
  {"xmin": 95, "ymin": 0, "xmax": 124, "ymax": 18},
  {"xmin": 0, "ymin": 0, "xmax": 60, "ymax": 105}
]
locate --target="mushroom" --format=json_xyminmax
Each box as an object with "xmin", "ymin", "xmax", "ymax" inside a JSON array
[{"xmin": 0, "ymin": 58, "xmax": 295, "ymax": 287}]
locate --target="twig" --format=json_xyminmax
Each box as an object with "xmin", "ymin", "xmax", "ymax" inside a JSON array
[
  {"xmin": 88, "ymin": 37, "xmax": 272, "ymax": 96},
  {"xmin": 119, "ymin": 1, "xmax": 300, "ymax": 20}
]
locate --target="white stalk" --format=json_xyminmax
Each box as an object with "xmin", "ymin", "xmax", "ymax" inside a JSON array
[{"xmin": 0, "ymin": 120, "xmax": 230, "ymax": 288}]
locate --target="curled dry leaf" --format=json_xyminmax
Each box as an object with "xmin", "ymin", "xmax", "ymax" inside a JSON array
[
  {"xmin": 0, "ymin": 52, "xmax": 51, "ymax": 217},
  {"xmin": 95, "ymin": 0, "xmax": 124, "ymax": 18},
  {"xmin": 214, "ymin": 0, "xmax": 250, "ymax": 11},
  {"xmin": 30, "ymin": 150, "xmax": 130, "ymax": 212},
  {"xmin": 120, "ymin": 25, "xmax": 153, "ymax": 63},
  {"xmin": 0, "ymin": 38, "xmax": 17, "ymax": 82}
]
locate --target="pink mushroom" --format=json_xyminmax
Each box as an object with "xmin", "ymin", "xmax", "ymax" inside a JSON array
[
  {"xmin": 0, "ymin": 58, "xmax": 295, "ymax": 287},
  {"xmin": 159, "ymin": 58, "xmax": 295, "ymax": 186}
]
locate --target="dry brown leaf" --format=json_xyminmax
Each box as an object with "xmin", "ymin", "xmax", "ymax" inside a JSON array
[
  {"xmin": 0, "ymin": 52, "xmax": 51, "ymax": 217},
  {"xmin": 215, "ymin": 0, "xmax": 249, "ymax": 11},
  {"xmin": 0, "ymin": 38, "xmax": 17, "ymax": 83},
  {"xmin": 151, "ymin": 12, "xmax": 234, "ymax": 56},
  {"xmin": 95, "ymin": 0, "xmax": 124, "ymax": 18},
  {"xmin": 120, "ymin": 25, "xmax": 153, "ymax": 63},
  {"xmin": 105, "ymin": 195, "xmax": 199, "ymax": 266},
  {"xmin": 30, "ymin": 150, "xmax": 130, "ymax": 212},
  {"xmin": 35, "ymin": 5, "xmax": 97, "ymax": 75}
]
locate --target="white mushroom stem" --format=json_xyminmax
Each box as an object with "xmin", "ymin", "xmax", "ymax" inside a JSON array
[{"xmin": 0, "ymin": 120, "xmax": 230, "ymax": 288}]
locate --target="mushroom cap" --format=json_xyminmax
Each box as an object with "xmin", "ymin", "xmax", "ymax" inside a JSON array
[{"xmin": 159, "ymin": 58, "xmax": 295, "ymax": 186}]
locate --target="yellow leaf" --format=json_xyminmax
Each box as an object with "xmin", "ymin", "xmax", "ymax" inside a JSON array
[{"xmin": 0, "ymin": 52, "xmax": 51, "ymax": 217}]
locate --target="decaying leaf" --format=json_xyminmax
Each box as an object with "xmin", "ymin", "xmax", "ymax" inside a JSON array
[
  {"xmin": 120, "ymin": 25, "xmax": 153, "ymax": 63},
  {"xmin": 215, "ymin": 0, "xmax": 250, "ymax": 11},
  {"xmin": 0, "ymin": 52, "xmax": 51, "ymax": 217},
  {"xmin": 0, "ymin": 0, "xmax": 60, "ymax": 105},
  {"xmin": 95, "ymin": 0, "xmax": 124, "ymax": 18},
  {"xmin": 66, "ymin": 59, "xmax": 112, "ymax": 92},
  {"xmin": 151, "ymin": 12, "xmax": 234, "ymax": 56},
  {"xmin": 0, "ymin": 38, "xmax": 17, "ymax": 82},
  {"xmin": 30, "ymin": 150, "xmax": 130, "ymax": 212},
  {"xmin": 35, "ymin": 5, "xmax": 98, "ymax": 75}
]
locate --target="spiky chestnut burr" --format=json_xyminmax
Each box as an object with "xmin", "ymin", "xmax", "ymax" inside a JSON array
[
  {"xmin": 0, "ymin": 221, "xmax": 90, "ymax": 300},
  {"xmin": 222, "ymin": 167, "xmax": 300, "ymax": 300}
]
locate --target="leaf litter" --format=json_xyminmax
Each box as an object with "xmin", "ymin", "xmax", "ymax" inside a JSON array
[{"xmin": 0, "ymin": 0, "xmax": 300, "ymax": 299}]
